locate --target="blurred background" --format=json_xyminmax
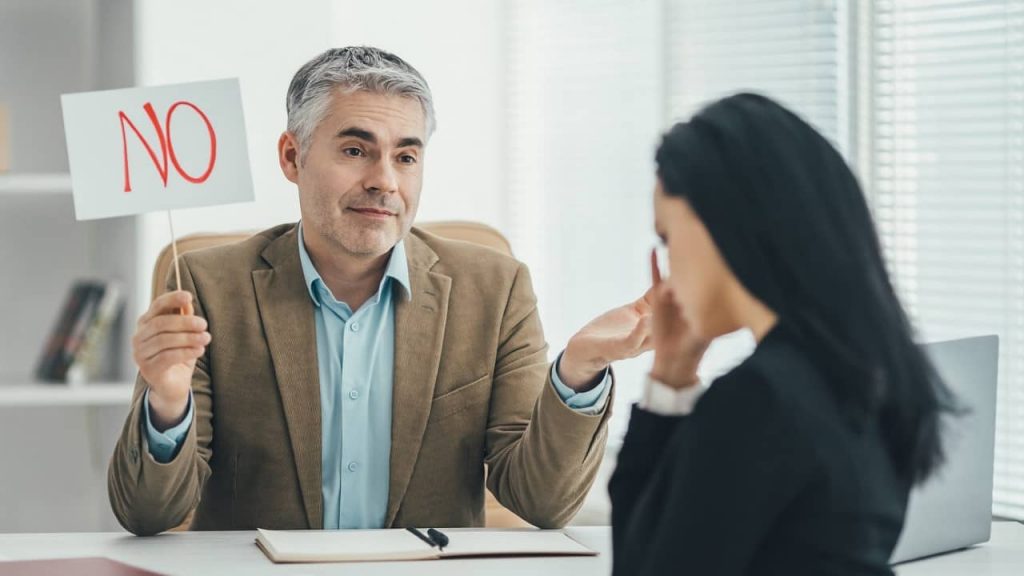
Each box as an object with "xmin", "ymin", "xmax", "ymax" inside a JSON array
[{"xmin": 1, "ymin": 0, "xmax": 1022, "ymax": 532}]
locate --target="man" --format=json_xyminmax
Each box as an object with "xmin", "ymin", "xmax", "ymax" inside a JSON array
[{"xmin": 108, "ymin": 47, "xmax": 654, "ymax": 536}]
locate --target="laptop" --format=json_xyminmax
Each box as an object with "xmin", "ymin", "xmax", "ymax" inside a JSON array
[{"xmin": 890, "ymin": 335, "xmax": 999, "ymax": 564}]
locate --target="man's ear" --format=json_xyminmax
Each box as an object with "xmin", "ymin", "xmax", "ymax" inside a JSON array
[{"xmin": 278, "ymin": 131, "xmax": 300, "ymax": 184}]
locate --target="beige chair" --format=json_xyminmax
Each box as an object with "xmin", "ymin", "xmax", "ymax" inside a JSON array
[
  {"xmin": 151, "ymin": 221, "xmax": 528, "ymax": 529},
  {"xmin": 150, "ymin": 221, "xmax": 513, "ymax": 302}
]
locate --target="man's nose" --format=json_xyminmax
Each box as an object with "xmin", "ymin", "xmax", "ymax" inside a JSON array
[{"xmin": 363, "ymin": 156, "xmax": 399, "ymax": 194}]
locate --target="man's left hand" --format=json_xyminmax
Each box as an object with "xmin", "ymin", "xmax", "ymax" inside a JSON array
[{"xmin": 558, "ymin": 290, "xmax": 655, "ymax": 391}]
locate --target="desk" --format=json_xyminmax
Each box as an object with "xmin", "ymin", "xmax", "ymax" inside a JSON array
[
  {"xmin": 0, "ymin": 523, "xmax": 1021, "ymax": 575},
  {"xmin": 0, "ymin": 527, "xmax": 609, "ymax": 576}
]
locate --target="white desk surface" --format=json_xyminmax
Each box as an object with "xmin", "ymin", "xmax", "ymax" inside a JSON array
[
  {"xmin": 0, "ymin": 523, "xmax": 1020, "ymax": 575},
  {"xmin": 0, "ymin": 527, "xmax": 609, "ymax": 576}
]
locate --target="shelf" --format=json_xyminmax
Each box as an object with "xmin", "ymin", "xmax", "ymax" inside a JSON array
[
  {"xmin": 0, "ymin": 381, "xmax": 134, "ymax": 407},
  {"xmin": 0, "ymin": 173, "xmax": 72, "ymax": 195}
]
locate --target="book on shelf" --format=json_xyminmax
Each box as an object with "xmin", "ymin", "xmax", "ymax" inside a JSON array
[
  {"xmin": 35, "ymin": 282, "xmax": 92, "ymax": 381},
  {"xmin": 35, "ymin": 280, "xmax": 124, "ymax": 384},
  {"xmin": 67, "ymin": 281, "xmax": 123, "ymax": 385}
]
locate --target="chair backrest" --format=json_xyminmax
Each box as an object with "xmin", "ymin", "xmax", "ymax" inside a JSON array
[
  {"xmin": 152, "ymin": 221, "xmax": 529, "ymax": 528},
  {"xmin": 151, "ymin": 221, "xmax": 513, "ymax": 301}
]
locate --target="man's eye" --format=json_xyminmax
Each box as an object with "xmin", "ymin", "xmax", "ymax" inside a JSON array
[
  {"xmin": 343, "ymin": 148, "xmax": 365, "ymax": 157},
  {"xmin": 399, "ymin": 154, "xmax": 417, "ymax": 164}
]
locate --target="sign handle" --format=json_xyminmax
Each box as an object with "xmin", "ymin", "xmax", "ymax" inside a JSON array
[{"xmin": 167, "ymin": 210, "xmax": 184, "ymax": 314}]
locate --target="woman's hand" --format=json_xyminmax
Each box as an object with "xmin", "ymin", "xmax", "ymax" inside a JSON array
[{"xmin": 648, "ymin": 249, "xmax": 709, "ymax": 389}]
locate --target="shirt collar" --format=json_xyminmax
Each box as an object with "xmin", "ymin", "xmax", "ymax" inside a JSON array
[{"xmin": 297, "ymin": 221, "xmax": 411, "ymax": 308}]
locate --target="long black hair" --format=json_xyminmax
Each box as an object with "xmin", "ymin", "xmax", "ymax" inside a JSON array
[{"xmin": 655, "ymin": 93, "xmax": 957, "ymax": 485}]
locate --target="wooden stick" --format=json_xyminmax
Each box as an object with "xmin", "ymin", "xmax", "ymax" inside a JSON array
[{"xmin": 167, "ymin": 210, "xmax": 184, "ymax": 314}]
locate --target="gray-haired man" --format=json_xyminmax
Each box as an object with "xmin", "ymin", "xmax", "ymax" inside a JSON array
[{"xmin": 108, "ymin": 47, "xmax": 656, "ymax": 535}]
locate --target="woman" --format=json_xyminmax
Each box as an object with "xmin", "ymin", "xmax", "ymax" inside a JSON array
[{"xmin": 610, "ymin": 94, "xmax": 957, "ymax": 575}]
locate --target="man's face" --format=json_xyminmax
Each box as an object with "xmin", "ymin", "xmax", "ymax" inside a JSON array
[{"xmin": 283, "ymin": 90, "xmax": 426, "ymax": 259}]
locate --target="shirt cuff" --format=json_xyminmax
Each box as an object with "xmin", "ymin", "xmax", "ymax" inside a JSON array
[
  {"xmin": 143, "ymin": 387, "xmax": 194, "ymax": 463},
  {"xmin": 550, "ymin": 351, "xmax": 612, "ymax": 416},
  {"xmin": 640, "ymin": 375, "xmax": 707, "ymax": 416}
]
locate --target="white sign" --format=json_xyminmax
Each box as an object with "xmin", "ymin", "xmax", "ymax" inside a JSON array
[{"xmin": 61, "ymin": 78, "xmax": 254, "ymax": 220}]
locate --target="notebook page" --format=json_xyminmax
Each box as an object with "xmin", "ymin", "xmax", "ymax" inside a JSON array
[
  {"xmin": 439, "ymin": 531, "xmax": 597, "ymax": 558},
  {"xmin": 256, "ymin": 529, "xmax": 437, "ymax": 563}
]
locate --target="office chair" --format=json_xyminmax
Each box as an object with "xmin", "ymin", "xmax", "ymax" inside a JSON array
[{"xmin": 151, "ymin": 221, "xmax": 527, "ymax": 530}]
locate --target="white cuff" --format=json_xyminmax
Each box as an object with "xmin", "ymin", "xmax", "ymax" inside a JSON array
[{"xmin": 640, "ymin": 375, "xmax": 707, "ymax": 416}]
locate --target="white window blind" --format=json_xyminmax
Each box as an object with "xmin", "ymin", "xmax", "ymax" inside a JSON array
[
  {"xmin": 666, "ymin": 0, "xmax": 844, "ymax": 146},
  {"xmin": 868, "ymin": 0, "xmax": 1024, "ymax": 520},
  {"xmin": 664, "ymin": 0, "xmax": 845, "ymax": 379}
]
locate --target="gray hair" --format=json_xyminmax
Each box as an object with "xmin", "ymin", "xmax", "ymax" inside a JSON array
[{"xmin": 286, "ymin": 46, "xmax": 436, "ymax": 155}]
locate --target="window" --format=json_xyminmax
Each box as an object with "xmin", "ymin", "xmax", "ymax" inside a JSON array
[
  {"xmin": 867, "ymin": 0, "xmax": 1024, "ymax": 519},
  {"xmin": 666, "ymin": 0, "xmax": 845, "ymax": 145}
]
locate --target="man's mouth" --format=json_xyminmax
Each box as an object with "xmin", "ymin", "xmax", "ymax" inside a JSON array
[{"xmin": 348, "ymin": 207, "xmax": 396, "ymax": 217}]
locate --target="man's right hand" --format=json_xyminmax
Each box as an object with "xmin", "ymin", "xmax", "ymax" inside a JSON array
[{"xmin": 132, "ymin": 290, "xmax": 210, "ymax": 430}]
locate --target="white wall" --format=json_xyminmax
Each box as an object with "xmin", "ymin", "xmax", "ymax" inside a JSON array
[
  {"xmin": 331, "ymin": 1, "xmax": 508, "ymax": 230},
  {"xmin": 502, "ymin": 0, "xmax": 665, "ymax": 438}
]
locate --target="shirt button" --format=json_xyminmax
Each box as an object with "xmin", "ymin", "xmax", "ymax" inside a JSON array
[
  {"xmin": 349, "ymin": 389, "xmax": 360, "ymax": 400},
  {"xmin": 350, "ymin": 322, "xmax": 360, "ymax": 332},
  {"xmin": 347, "ymin": 461, "xmax": 359, "ymax": 472}
]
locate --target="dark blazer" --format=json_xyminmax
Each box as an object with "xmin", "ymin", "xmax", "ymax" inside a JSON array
[{"xmin": 610, "ymin": 323, "xmax": 912, "ymax": 575}]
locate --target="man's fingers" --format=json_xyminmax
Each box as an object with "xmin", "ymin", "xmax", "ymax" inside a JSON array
[
  {"xmin": 146, "ymin": 347, "xmax": 204, "ymax": 373},
  {"xmin": 134, "ymin": 314, "xmax": 207, "ymax": 349},
  {"xmin": 638, "ymin": 285, "xmax": 656, "ymax": 311},
  {"xmin": 638, "ymin": 333, "xmax": 653, "ymax": 351},
  {"xmin": 627, "ymin": 314, "xmax": 652, "ymax": 349},
  {"xmin": 138, "ymin": 291, "xmax": 193, "ymax": 325},
  {"xmin": 138, "ymin": 332, "xmax": 210, "ymax": 362},
  {"xmin": 138, "ymin": 313, "xmax": 207, "ymax": 340}
]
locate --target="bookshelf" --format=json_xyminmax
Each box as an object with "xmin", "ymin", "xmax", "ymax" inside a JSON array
[
  {"xmin": 0, "ymin": 173, "xmax": 73, "ymax": 195},
  {"xmin": 0, "ymin": 382, "xmax": 134, "ymax": 407},
  {"xmin": 0, "ymin": 0, "xmax": 139, "ymax": 387},
  {"xmin": 0, "ymin": 0, "xmax": 140, "ymax": 533}
]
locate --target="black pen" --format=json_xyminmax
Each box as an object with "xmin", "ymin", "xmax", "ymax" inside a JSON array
[
  {"xmin": 427, "ymin": 528, "xmax": 449, "ymax": 551},
  {"xmin": 407, "ymin": 527, "xmax": 436, "ymax": 548}
]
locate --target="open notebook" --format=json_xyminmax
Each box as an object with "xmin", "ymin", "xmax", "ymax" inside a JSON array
[{"xmin": 255, "ymin": 528, "xmax": 598, "ymax": 563}]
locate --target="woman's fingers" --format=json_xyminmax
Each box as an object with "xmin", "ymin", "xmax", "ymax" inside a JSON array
[{"xmin": 650, "ymin": 248, "xmax": 662, "ymax": 285}]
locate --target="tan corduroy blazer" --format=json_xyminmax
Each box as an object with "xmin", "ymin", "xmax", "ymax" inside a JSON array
[{"xmin": 108, "ymin": 224, "xmax": 612, "ymax": 536}]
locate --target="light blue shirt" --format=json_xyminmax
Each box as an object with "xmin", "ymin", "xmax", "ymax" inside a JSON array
[{"xmin": 144, "ymin": 222, "xmax": 611, "ymax": 528}]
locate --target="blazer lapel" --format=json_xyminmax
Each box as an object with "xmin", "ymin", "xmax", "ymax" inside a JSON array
[
  {"xmin": 252, "ymin": 226, "xmax": 323, "ymax": 529},
  {"xmin": 385, "ymin": 232, "xmax": 450, "ymax": 526}
]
